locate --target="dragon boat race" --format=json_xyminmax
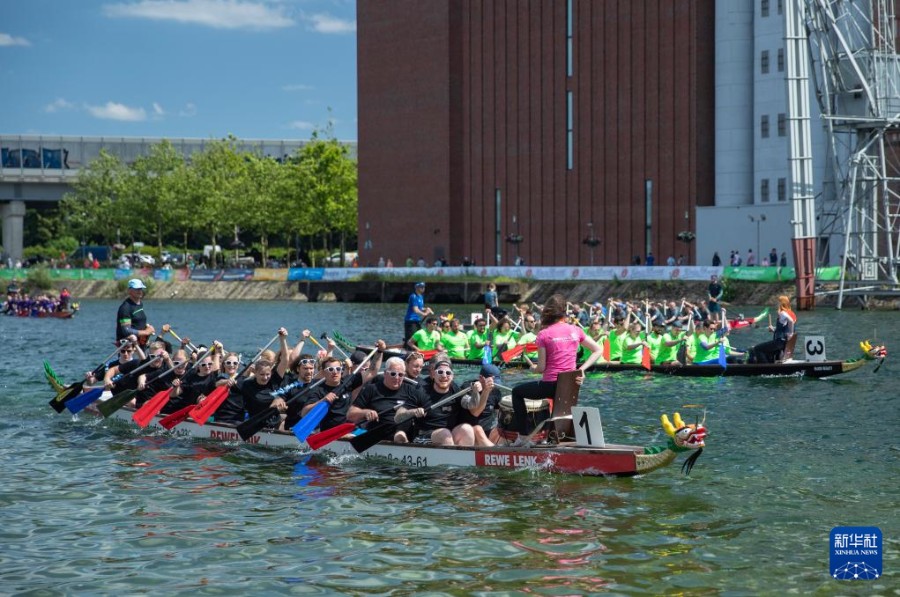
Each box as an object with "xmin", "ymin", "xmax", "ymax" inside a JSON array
[{"xmin": 3, "ymin": 299, "xmax": 897, "ymax": 593}]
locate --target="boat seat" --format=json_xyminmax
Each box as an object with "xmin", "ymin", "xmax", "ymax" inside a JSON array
[
  {"xmin": 499, "ymin": 396, "xmax": 550, "ymax": 411},
  {"xmin": 778, "ymin": 333, "xmax": 798, "ymax": 363},
  {"xmin": 547, "ymin": 370, "xmax": 580, "ymax": 442}
]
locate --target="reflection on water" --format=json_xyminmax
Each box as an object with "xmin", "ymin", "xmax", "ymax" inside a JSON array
[{"xmin": 1, "ymin": 300, "xmax": 897, "ymax": 592}]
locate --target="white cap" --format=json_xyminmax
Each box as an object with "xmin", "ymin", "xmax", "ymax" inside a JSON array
[{"xmin": 128, "ymin": 278, "xmax": 147, "ymax": 290}]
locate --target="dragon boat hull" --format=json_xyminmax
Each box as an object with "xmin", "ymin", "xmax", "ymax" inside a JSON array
[
  {"xmin": 93, "ymin": 404, "xmax": 677, "ymax": 477},
  {"xmin": 359, "ymin": 346, "xmax": 868, "ymax": 378}
]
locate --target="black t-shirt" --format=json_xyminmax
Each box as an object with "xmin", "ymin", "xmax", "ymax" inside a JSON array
[
  {"xmin": 287, "ymin": 382, "xmax": 353, "ymax": 431},
  {"xmin": 116, "ymin": 298, "xmax": 148, "ymax": 342},
  {"xmin": 420, "ymin": 382, "xmax": 461, "ymax": 431},
  {"xmin": 354, "ymin": 379, "xmax": 428, "ymax": 425},
  {"xmin": 457, "ymin": 380, "xmax": 502, "ymax": 431}
]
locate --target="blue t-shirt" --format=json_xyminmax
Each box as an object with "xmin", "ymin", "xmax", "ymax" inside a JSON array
[{"xmin": 405, "ymin": 292, "xmax": 425, "ymax": 322}]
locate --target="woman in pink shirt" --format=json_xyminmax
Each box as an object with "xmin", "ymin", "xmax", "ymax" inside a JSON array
[{"xmin": 510, "ymin": 294, "xmax": 604, "ymax": 442}]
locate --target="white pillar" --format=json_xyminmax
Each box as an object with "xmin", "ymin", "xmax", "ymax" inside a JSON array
[{"xmin": 1, "ymin": 201, "xmax": 27, "ymax": 262}]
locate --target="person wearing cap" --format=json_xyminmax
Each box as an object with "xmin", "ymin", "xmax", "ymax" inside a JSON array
[
  {"xmin": 457, "ymin": 363, "xmax": 503, "ymax": 446},
  {"xmin": 404, "ymin": 282, "xmax": 434, "ymax": 346},
  {"xmin": 116, "ymin": 278, "xmax": 155, "ymax": 347}
]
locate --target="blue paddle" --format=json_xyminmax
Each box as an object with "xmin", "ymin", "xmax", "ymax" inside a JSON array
[
  {"xmin": 65, "ymin": 387, "xmax": 105, "ymax": 413},
  {"xmin": 292, "ymin": 400, "xmax": 329, "ymax": 442}
]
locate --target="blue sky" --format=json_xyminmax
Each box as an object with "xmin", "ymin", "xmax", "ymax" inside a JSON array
[{"xmin": 0, "ymin": 0, "xmax": 358, "ymax": 141}]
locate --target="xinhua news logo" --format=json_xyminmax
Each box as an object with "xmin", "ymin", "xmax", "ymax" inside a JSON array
[{"xmin": 830, "ymin": 526, "xmax": 882, "ymax": 580}]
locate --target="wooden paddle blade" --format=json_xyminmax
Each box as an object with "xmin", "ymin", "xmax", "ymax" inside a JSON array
[
  {"xmin": 236, "ymin": 406, "xmax": 278, "ymax": 441},
  {"xmin": 306, "ymin": 423, "xmax": 357, "ymax": 450},
  {"xmin": 349, "ymin": 420, "xmax": 397, "ymax": 453},
  {"xmin": 602, "ymin": 339, "xmax": 611, "ymax": 362},
  {"xmin": 65, "ymin": 388, "xmax": 104, "ymax": 414},
  {"xmin": 292, "ymin": 400, "xmax": 328, "ymax": 443},
  {"xmin": 159, "ymin": 404, "xmax": 196, "ymax": 430},
  {"xmin": 97, "ymin": 389, "xmax": 137, "ymax": 417},
  {"xmin": 501, "ymin": 344, "xmax": 525, "ymax": 363},
  {"xmin": 132, "ymin": 388, "xmax": 172, "ymax": 428},
  {"xmin": 189, "ymin": 385, "xmax": 229, "ymax": 426},
  {"xmin": 641, "ymin": 347, "xmax": 652, "ymax": 371}
]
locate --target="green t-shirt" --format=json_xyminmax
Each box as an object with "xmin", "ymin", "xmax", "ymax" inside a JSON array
[
  {"xmin": 694, "ymin": 332, "xmax": 719, "ymax": 363},
  {"xmin": 620, "ymin": 332, "xmax": 645, "ymax": 365},
  {"xmin": 657, "ymin": 331, "xmax": 682, "ymax": 363},
  {"xmin": 466, "ymin": 329, "xmax": 491, "ymax": 360},
  {"xmin": 608, "ymin": 329, "xmax": 625, "ymax": 361},
  {"xmin": 410, "ymin": 328, "xmax": 442, "ymax": 351},
  {"xmin": 441, "ymin": 330, "xmax": 469, "ymax": 359},
  {"xmin": 646, "ymin": 333, "xmax": 663, "ymax": 363}
]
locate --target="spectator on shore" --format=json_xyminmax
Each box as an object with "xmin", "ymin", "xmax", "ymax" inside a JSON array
[{"xmin": 712, "ymin": 252, "xmax": 721, "ymax": 267}]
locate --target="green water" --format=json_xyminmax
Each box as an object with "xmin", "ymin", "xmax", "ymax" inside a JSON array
[{"xmin": 1, "ymin": 300, "xmax": 897, "ymax": 594}]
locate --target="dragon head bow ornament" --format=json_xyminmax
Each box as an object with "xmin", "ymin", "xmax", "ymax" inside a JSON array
[{"xmin": 636, "ymin": 411, "xmax": 707, "ymax": 475}]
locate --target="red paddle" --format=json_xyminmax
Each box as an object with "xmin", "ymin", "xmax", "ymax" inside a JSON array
[{"xmin": 159, "ymin": 404, "xmax": 197, "ymax": 430}]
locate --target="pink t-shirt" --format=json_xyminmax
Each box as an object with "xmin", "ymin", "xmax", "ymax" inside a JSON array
[{"xmin": 536, "ymin": 321, "xmax": 585, "ymax": 381}]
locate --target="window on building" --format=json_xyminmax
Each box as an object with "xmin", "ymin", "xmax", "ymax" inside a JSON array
[
  {"xmin": 761, "ymin": 178, "xmax": 770, "ymax": 203},
  {"xmin": 777, "ymin": 48, "xmax": 785, "ymax": 72},
  {"xmin": 761, "ymin": 50, "xmax": 770, "ymax": 74},
  {"xmin": 778, "ymin": 177, "xmax": 787, "ymax": 202},
  {"xmin": 762, "ymin": 0, "xmax": 770, "ymax": 17},
  {"xmin": 778, "ymin": 113, "xmax": 786, "ymax": 137},
  {"xmin": 567, "ymin": 91, "xmax": 574, "ymax": 170},
  {"xmin": 761, "ymin": 114, "xmax": 770, "ymax": 138}
]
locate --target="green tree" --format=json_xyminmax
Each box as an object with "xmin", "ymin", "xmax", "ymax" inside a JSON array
[
  {"xmin": 61, "ymin": 150, "xmax": 128, "ymax": 246},
  {"xmin": 187, "ymin": 137, "xmax": 248, "ymax": 267},
  {"xmin": 128, "ymin": 140, "xmax": 189, "ymax": 256},
  {"xmin": 292, "ymin": 127, "xmax": 358, "ymax": 264}
]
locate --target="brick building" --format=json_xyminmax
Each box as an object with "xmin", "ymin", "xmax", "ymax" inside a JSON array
[{"xmin": 357, "ymin": 0, "xmax": 715, "ymax": 267}]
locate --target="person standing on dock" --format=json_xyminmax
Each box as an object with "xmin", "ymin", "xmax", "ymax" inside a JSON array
[{"xmin": 404, "ymin": 282, "xmax": 433, "ymax": 346}]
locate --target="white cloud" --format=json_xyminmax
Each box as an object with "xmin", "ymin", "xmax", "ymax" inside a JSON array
[
  {"xmin": 282, "ymin": 83, "xmax": 314, "ymax": 92},
  {"xmin": 287, "ymin": 120, "xmax": 314, "ymax": 130},
  {"xmin": 45, "ymin": 98, "xmax": 75, "ymax": 113},
  {"xmin": 179, "ymin": 102, "xmax": 197, "ymax": 116},
  {"xmin": 86, "ymin": 101, "xmax": 147, "ymax": 121},
  {"xmin": 305, "ymin": 13, "xmax": 355, "ymax": 34},
  {"xmin": 0, "ymin": 33, "xmax": 31, "ymax": 47},
  {"xmin": 103, "ymin": 0, "xmax": 294, "ymax": 31}
]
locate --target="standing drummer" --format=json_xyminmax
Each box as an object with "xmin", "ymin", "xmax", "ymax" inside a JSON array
[{"xmin": 116, "ymin": 278, "xmax": 155, "ymax": 347}]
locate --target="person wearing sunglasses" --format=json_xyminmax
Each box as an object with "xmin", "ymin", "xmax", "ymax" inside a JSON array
[
  {"xmin": 413, "ymin": 359, "xmax": 474, "ymax": 447},
  {"xmin": 134, "ymin": 348, "xmax": 189, "ymax": 410},
  {"xmin": 167, "ymin": 342, "xmax": 222, "ymax": 414},
  {"xmin": 285, "ymin": 356, "xmax": 351, "ymax": 432},
  {"xmin": 99, "ymin": 340, "xmax": 148, "ymax": 398},
  {"xmin": 201, "ymin": 351, "xmax": 246, "ymax": 424},
  {"xmin": 116, "ymin": 278, "xmax": 156, "ymax": 348},
  {"xmin": 349, "ymin": 356, "xmax": 429, "ymax": 443},
  {"xmin": 129, "ymin": 342, "xmax": 174, "ymax": 407}
]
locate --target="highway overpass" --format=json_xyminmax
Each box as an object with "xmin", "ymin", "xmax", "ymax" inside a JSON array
[{"xmin": 0, "ymin": 134, "xmax": 355, "ymax": 262}]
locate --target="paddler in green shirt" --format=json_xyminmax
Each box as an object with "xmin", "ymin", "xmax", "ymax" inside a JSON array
[
  {"xmin": 645, "ymin": 324, "xmax": 664, "ymax": 363},
  {"xmin": 693, "ymin": 321, "xmax": 722, "ymax": 364},
  {"xmin": 515, "ymin": 314, "xmax": 539, "ymax": 360},
  {"xmin": 656, "ymin": 324, "xmax": 685, "ymax": 364},
  {"xmin": 440, "ymin": 318, "xmax": 470, "ymax": 359},
  {"xmin": 466, "ymin": 317, "xmax": 491, "ymax": 360},
  {"xmin": 620, "ymin": 322, "xmax": 648, "ymax": 365},
  {"xmin": 607, "ymin": 316, "xmax": 629, "ymax": 362},
  {"xmin": 408, "ymin": 316, "xmax": 444, "ymax": 353}
]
